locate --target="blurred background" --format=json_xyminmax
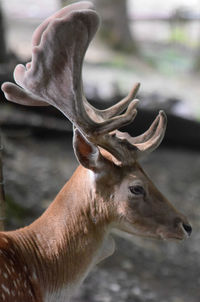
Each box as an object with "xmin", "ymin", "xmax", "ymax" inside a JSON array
[{"xmin": 0, "ymin": 0, "xmax": 200, "ymax": 302}]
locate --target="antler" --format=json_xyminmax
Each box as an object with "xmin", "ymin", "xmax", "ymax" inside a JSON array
[{"xmin": 1, "ymin": 1, "xmax": 167, "ymax": 165}]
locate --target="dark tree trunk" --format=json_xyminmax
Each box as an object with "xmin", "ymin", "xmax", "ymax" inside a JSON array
[
  {"xmin": 0, "ymin": 4, "xmax": 7, "ymax": 63},
  {"xmin": 0, "ymin": 134, "xmax": 5, "ymax": 231},
  {"xmin": 93, "ymin": 0, "xmax": 138, "ymax": 53},
  {"xmin": 59, "ymin": 0, "xmax": 138, "ymax": 53}
]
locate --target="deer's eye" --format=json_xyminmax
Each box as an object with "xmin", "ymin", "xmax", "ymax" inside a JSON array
[{"xmin": 129, "ymin": 185, "xmax": 145, "ymax": 196}]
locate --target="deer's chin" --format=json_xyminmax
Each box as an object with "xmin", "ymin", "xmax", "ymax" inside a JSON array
[
  {"xmin": 156, "ymin": 226, "xmax": 189, "ymax": 241},
  {"xmin": 118, "ymin": 223, "xmax": 188, "ymax": 241},
  {"xmin": 118, "ymin": 222, "xmax": 161, "ymax": 240}
]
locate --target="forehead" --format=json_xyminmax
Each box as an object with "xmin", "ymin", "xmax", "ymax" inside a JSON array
[
  {"xmin": 100, "ymin": 149, "xmax": 145, "ymax": 179},
  {"xmin": 106, "ymin": 161, "xmax": 148, "ymax": 185},
  {"xmin": 121, "ymin": 161, "xmax": 146, "ymax": 178},
  {"xmin": 96, "ymin": 148, "xmax": 149, "ymax": 185}
]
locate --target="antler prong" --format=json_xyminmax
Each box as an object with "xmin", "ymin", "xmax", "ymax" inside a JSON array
[
  {"xmin": 84, "ymin": 82, "xmax": 140, "ymax": 121},
  {"xmin": 102, "ymin": 82, "xmax": 140, "ymax": 118},
  {"xmin": 86, "ymin": 99, "xmax": 138, "ymax": 137},
  {"xmin": 1, "ymin": 82, "xmax": 48, "ymax": 106},
  {"xmin": 127, "ymin": 110, "xmax": 166, "ymax": 145},
  {"xmin": 113, "ymin": 111, "xmax": 167, "ymax": 161}
]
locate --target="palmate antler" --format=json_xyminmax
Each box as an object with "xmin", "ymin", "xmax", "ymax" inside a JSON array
[{"xmin": 1, "ymin": 1, "xmax": 167, "ymax": 165}]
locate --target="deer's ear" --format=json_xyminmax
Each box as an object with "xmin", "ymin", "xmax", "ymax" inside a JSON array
[{"xmin": 73, "ymin": 128, "xmax": 103, "ymax": 171}]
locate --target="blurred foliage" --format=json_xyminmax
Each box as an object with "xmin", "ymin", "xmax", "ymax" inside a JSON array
[
  {"xmin": 169, "ymin": 27, "xmax": 188, "ymax": 44},
  {"xmin": 143, "ymin": 47, "xmax": 193, "ymax": 74},
  {"xmin": 93, "ymin": 0, "xmax": 139, "ymax": 54},
  {"xmin": 61, "ymin": 0, "xmax": 139, "ymax": 54}
]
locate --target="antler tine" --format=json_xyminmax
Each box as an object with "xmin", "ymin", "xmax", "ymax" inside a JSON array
[
  {"xmin": 84, "ymin": 82, "xmax": 140, "ymax": 122},
  {"xmin": 86, "ymin": 99, "xmax": 138, "ymax": 137},
  {"xmin": 135, "ymin": 111, "xmax": 167, "ymax": 154},
  {"xmin": 127, "ymin": 110, "xmax": 166, "ymax": 145},
  {"xmin": 112, "ymin": 111, "xmax": 167, "ymax": 163},
  {"xmin": 1, "ymin": 82, "xmax": 49, "ymax": 106}
]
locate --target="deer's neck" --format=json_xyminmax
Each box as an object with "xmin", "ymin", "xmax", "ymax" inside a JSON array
[{"xmin": 8, "ymin": 166, "xmax": 114, "ymax": 301}]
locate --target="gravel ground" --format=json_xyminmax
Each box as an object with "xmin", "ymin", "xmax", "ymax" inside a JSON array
[{"xmin": 1, "ymin": 131, "xmax": 200, "ymax": 302}]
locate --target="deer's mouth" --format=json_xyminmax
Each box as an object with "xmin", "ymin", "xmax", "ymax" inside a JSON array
[
  {"xmin": 119, "ymin": 221, "xmax": 191, "ymax": 241},
  {"xmin": 156, "ymin": 224, "xmax": 191, "ymax": 241}
]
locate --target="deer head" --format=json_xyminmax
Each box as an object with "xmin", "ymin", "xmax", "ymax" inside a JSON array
[{"xmin": 2, "ymin": 1, "xmax": 191, "ymax": 242}]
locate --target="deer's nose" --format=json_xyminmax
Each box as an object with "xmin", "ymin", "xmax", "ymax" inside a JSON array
[
  {"xmin": 174, "ymin": 217, "xmax": 192, "ymax": 237},
  {"xmin": 182, "ymin": 223, "xmax": 192, "ymax": 236}
]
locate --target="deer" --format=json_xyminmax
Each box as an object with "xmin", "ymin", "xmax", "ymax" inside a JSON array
[{"xmin": 0, "ymin": 2, "xmax": 192, "ymax": 302}]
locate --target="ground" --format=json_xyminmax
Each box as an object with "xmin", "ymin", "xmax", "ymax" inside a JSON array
[{"xmin": 2, "ymin": 132, "xmax": 200, "ymax": 302}]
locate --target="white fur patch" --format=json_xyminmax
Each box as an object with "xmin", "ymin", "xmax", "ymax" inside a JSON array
[{"xmin": 44, "ymin": 284, "xmax": 77, "ymax": 302}]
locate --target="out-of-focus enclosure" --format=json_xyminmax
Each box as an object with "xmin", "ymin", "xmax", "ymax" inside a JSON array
[{"xmin": 0, "ymin": 0, "xmax": 200, "ymax": 302}]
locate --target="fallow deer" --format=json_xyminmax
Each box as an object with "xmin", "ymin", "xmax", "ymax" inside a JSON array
[{"xmin": 0, "ymin": 2, "xmax": 192, "ymax": 302}]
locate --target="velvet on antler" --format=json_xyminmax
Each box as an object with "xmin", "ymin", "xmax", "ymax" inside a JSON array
[{"xmin": 1, "ymin": 1, "xmax": 167, "ymax": 165}]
